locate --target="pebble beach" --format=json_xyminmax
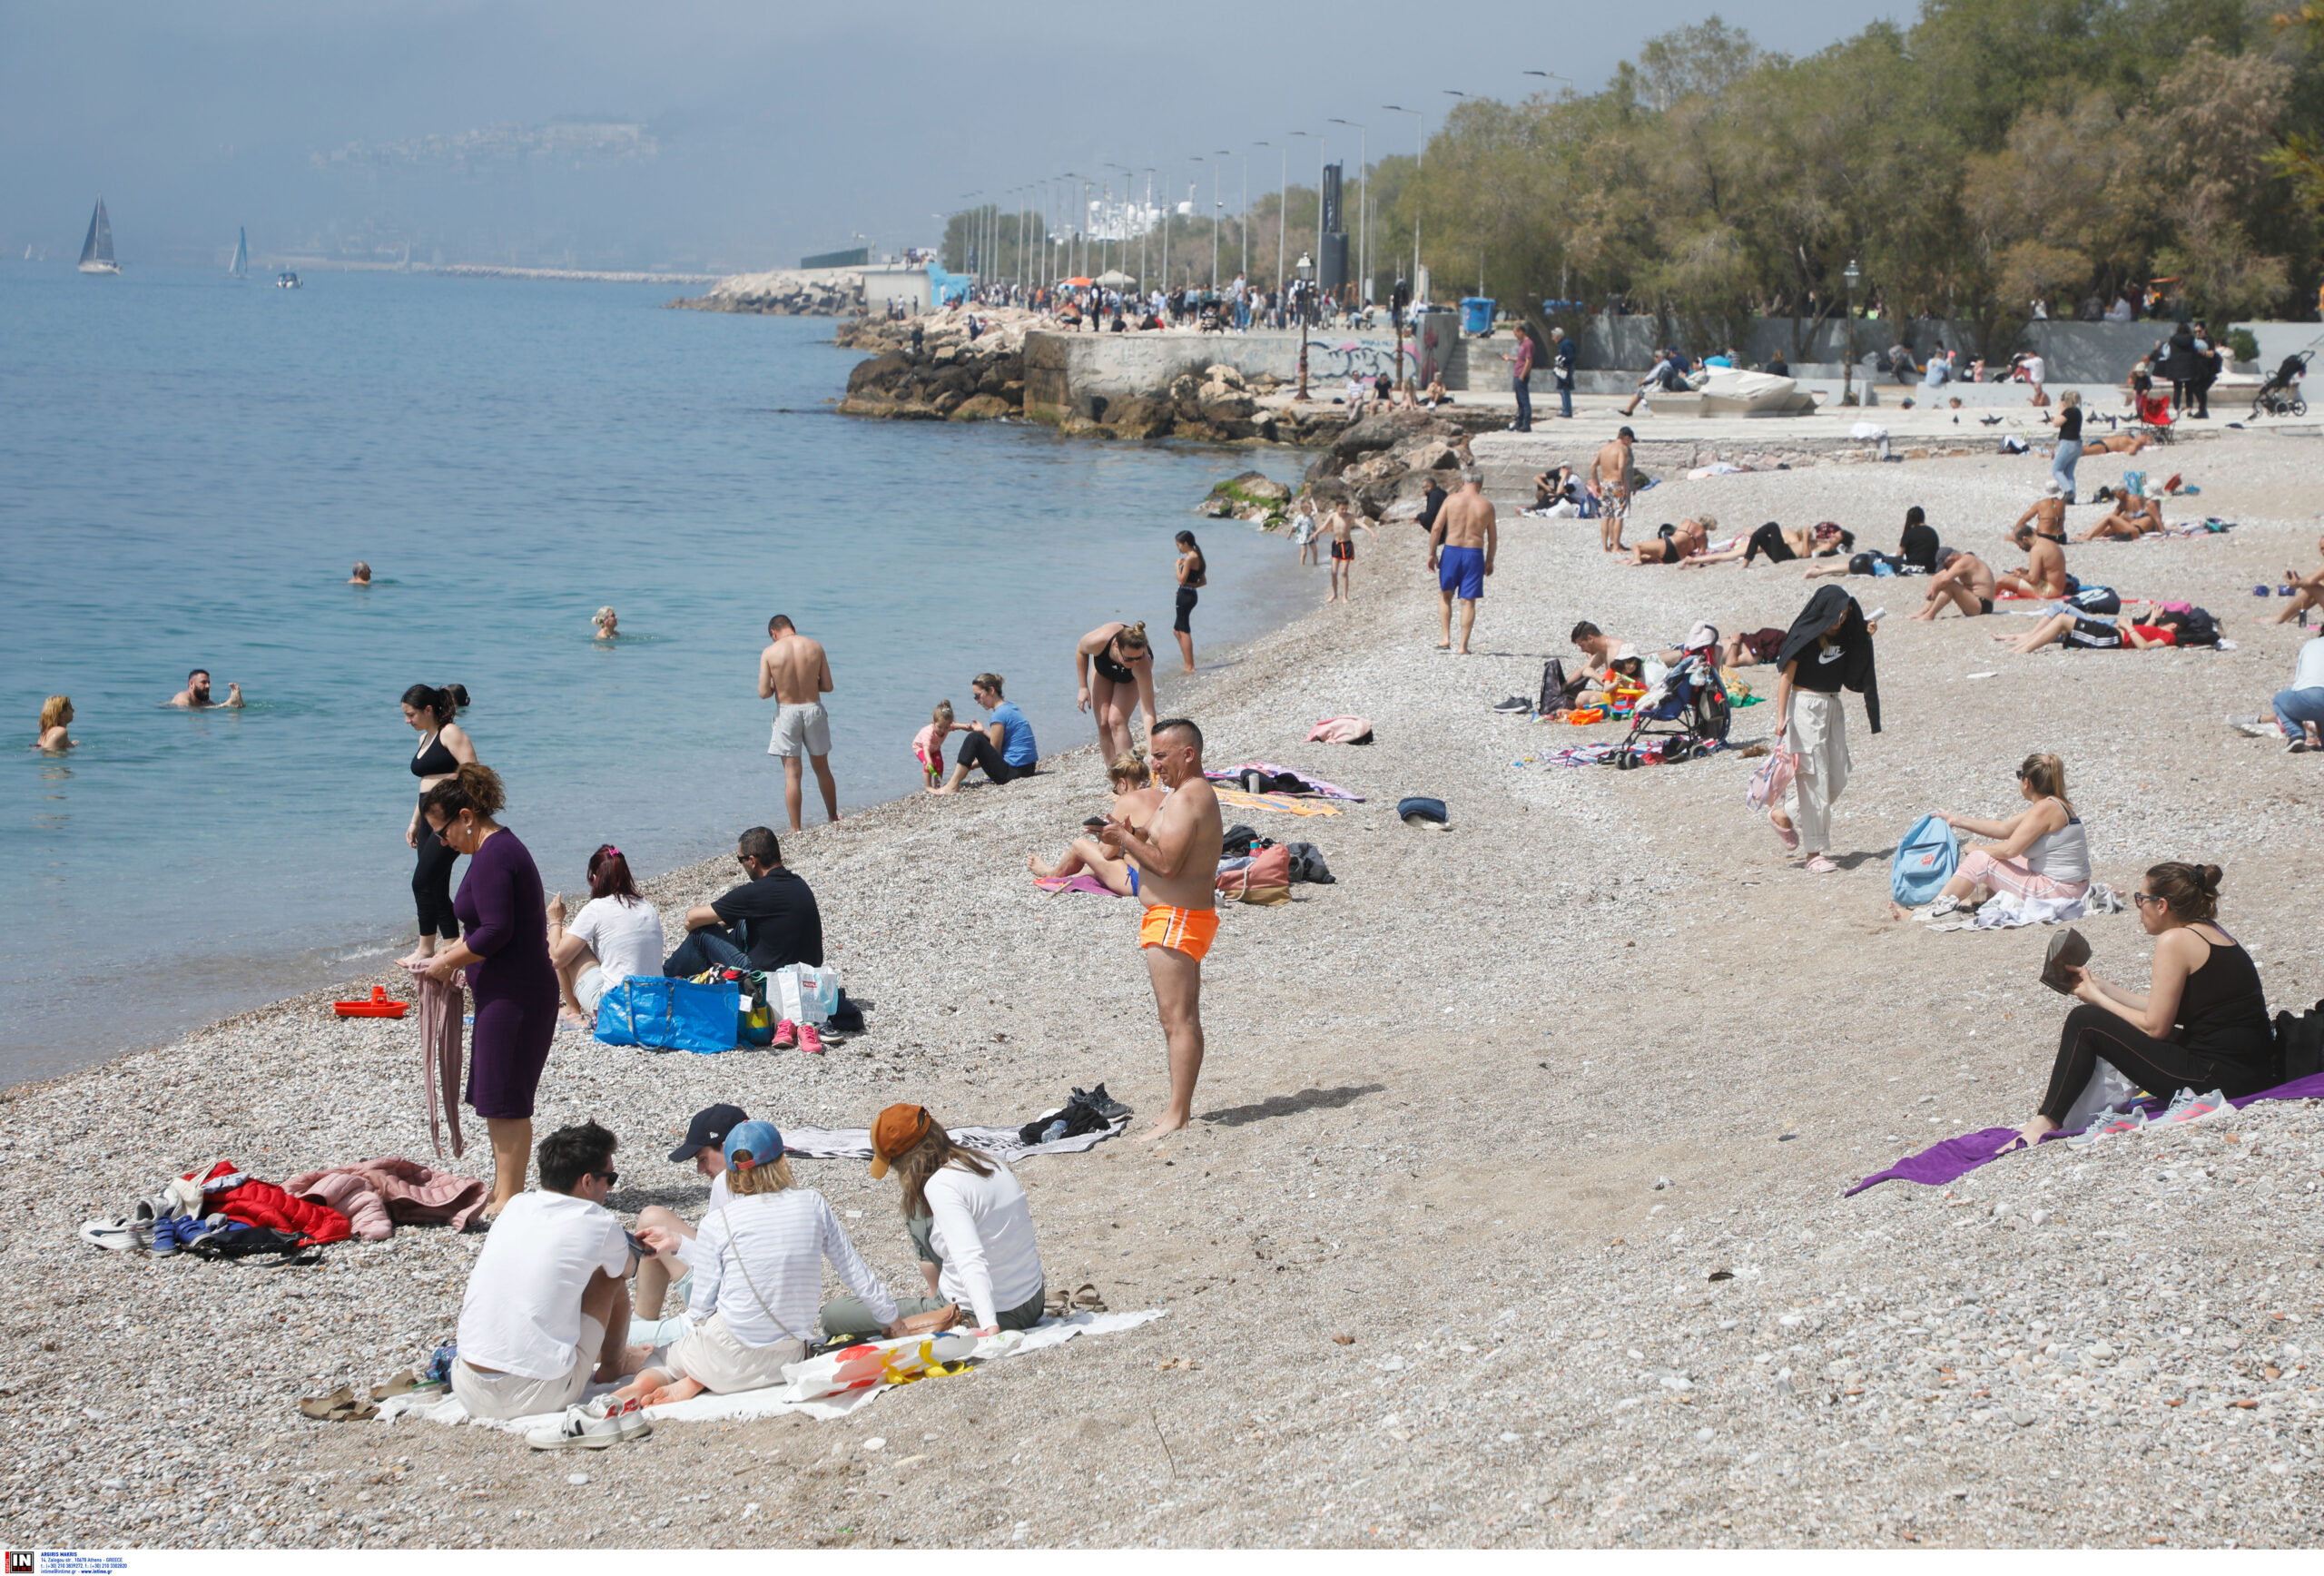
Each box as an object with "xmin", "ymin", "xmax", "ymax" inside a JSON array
[{"xmin": 7, "ymin": 427, "xmax": 2324, "ymax": 1550}]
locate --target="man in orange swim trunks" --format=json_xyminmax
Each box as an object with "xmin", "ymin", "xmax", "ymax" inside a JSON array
[{"xmin": 1097, "ymin": 717, "xmax": 1223, "ymax": 1140}]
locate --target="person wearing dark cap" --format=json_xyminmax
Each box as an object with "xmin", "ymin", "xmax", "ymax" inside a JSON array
[
  {"xmin": 821, "ymin": 1104, "xmax": 1047, "ymax": 1341},
  {"xmin": 632, "ymin": 1103, "xmax": 747, "ymax": 1321},
  {"xmin": 1764, "ymin": 586, "xmax": 1880, "ymax": 874}
]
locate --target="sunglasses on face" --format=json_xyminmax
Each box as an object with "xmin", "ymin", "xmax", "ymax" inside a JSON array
[
  {"xmin": 590, "ymin": 1169, "xmax": 619, "ymax": 1187},
  {"xmin": 2132, "ymin": 892, "xmax": 2163, "ymax": 909}
]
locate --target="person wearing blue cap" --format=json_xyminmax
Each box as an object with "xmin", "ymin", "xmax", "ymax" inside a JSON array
[{"xmin": 612, "ymin": 1119, "xmax": 925, "ymax": 1408}]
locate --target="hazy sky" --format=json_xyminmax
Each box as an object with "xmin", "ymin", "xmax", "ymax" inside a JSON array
[{"xmin": 3, "ymin": 0, "xmax": 1913, "ymax": 271}]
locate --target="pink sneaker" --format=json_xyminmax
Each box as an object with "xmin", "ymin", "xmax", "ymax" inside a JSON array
[
  {"xmin": 1769, "ymin": 811, "xmax": 1800, "ymax": 851},
  {"xmin": 771, "ymin": 1019, "xmax": 796, "ymax": 1049},
  {"xmin": 796, "ymin": 1023, "xmax": 824, "ymax": 1055}
]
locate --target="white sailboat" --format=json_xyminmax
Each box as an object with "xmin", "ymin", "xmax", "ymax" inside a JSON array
[
  {"xmin": 229, "ymin": 227, "xmax": 249, "ymax": 279},
  {"xmin": 78, "ymin": 199, "xmax": 119, "ymax": 274}
]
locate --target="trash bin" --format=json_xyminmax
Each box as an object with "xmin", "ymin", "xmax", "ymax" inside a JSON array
[{"xmin": 1461, "ymin": 297, "xmax": 1496, "ymax": 336}]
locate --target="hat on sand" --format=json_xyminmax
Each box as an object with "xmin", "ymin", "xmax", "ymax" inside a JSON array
[
  {"xmin": 670, "ymin": 1103, "xmax": 748, "ymax": 1163},
  {"xmin": 1687, "ymin": 622, "xmax": 1718, "ymax": 650},
  {"xmin": 2043, "ymin": 479, "xmax": 2063, "ymax": 497},
  {"xmin": 869, "ymin": 1105, "xmax": 935, "ymax": 1178},
  {"xmin": 723, "ymin": 1119, "xmax": 785, "ymax": 1169}
]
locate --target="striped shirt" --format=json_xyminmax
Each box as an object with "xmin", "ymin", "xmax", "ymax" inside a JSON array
[{"xmin": 683, "ymin": 1187, "xmax": 897, "ymax": 1347}]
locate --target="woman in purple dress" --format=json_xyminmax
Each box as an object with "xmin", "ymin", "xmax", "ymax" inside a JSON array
[{"xmin": 418, "ymin": 763, "xmax": 558, "ymax": 1216}]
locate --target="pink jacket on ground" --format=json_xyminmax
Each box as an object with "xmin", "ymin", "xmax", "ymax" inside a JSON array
[{"xmin": 285, "ymin": 1157, "xmax": 489, "ymax": 1241}]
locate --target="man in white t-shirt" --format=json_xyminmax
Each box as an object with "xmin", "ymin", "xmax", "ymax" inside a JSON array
[
  {"xmin": 633, "ymin": 1103, "xmax": 749, "ymax": 1320},
  {"xmin": 452, "ymin": 1121, "xmax": 639, "ymax": 1423}
]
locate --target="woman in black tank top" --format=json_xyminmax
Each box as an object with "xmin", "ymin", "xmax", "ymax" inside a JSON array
[
  {"xmin": 2018, "ymin": 862, "xmax": 2273, "ymax": 1147},
  {"xmin": 400, "ymin": 683, "xmax": 475, "ymax": 964}
]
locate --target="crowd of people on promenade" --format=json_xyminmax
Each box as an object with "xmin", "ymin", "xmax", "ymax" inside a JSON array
[{"xmin": 952, "ymin": 274, "xmax": 1383, "ymax": 336}]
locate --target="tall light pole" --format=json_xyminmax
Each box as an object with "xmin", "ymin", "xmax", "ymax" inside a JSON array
[
  {"xmin": 1843, "ymin": 258, "xmax": 1861, "ymax": 405},
  {"xmin": 1330, "ymin": 119, "xmax": 1368, "ymax": 300},
  {"xmin": 1203, "ymin": 155, "xmax": 1221, "ymax": 289},
  {"xmin": 1295, "ymin": 251, "xmax": 1315, "ymax": 399},
  {"xmin": 1139, "ymin": 168, "xmax": 1155, "ymax": 298},
  {"xmin": 1383, "ymin": 104, "xmax": 1423, "ymax": 295},
  {"xmin": 1187, "ymin": 156, "xmax": 1208, "ymax": 290},
  {"xmin": 1255, "ymin": 141, "xmax": 1285, "ymax": 294},
  {"xmin": 1216, "ymin": 149, "xmax": 1246, "ymax": 287}
]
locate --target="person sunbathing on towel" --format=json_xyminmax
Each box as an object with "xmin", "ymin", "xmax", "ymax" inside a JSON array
[
  {"xmin": 1995, "ymin": 600, "xmax": 2181, "ymax": 655},
  {"xmin": 2082, "ymin": 429, "xmax": 2154, "ymax": 456},
  {"xmin": 1630, "ymin": 516, "xmax": 1711, "ymax": 565},
  {"xmin": 2273, "ymin": 535, "xmax": 2324, "ymax": 625},
  {"xmin": 1026, "ymin": 753, "xmax": 1161, "ymax": 896},
  {"xmin": 1994, "ymin": 514, "xmax": 2069, "ymax": 600},
  {"xmin": 1681, "ymin": 520, "xmax": 1850, "ymax": 568},
  {"xmin": 1910, "ymin": 547, "xmax": 2001, "ymax": 620},
  {"xmin": 1924, "ymin": 752, "xmax": 2090, "ymax": 919},
  {"xmin": 611, "ymin": 1121, "xmax": 941, "ymax": 1413},
  {"xmin": 2078, "ymin": 489, "xmax": 2164, "ymax": 541}
]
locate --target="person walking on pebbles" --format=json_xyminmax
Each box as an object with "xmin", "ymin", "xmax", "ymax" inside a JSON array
[
  {"xmin": 1764, "ymin": 586, "xmax": 1880, "ymax": 875},
  {"xmin": 1097, "ymin": 718, "xmax": 1222, "ymax": 1140},
  {"xmin": 1322, "ymin": 500, "xmax": 1377, "ymax": 605},
  {"xmin": 759, "ymin": 615, "xmax": 839, "ymax": 833},
  {"xmin": 1428, "ymin": 471, "xmax": 1495, "ymax": 655}
]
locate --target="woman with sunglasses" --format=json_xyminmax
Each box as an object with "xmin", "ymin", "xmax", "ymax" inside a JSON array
[
  {"xmin": 2014, "ymin": 862, "xmax": 2275, "ymax": 1148},
  {"xmin": 1924, "ymin": 754, "xmax": 2088, "ymax": 919}
]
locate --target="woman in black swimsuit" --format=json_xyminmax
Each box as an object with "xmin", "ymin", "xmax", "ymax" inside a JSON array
[
  {"xmin": 1075, "ymin": 621, "xmax": 1157, "ymax": 771},
  {"xmin": 2015, "ymin": 861, "xmax": 2275, "ymax": 1147},
  {"xmin": 1172, "ymin": 532, "xmax": 1207, "ymax": 675},
  {"xmin": 399, "ymin": 683, "xmax": 476, "ymax": 965}
]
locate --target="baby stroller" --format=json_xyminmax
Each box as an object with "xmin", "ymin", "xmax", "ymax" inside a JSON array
[
  {"xmin": 1614, "ymin": 648, "xmax": 1732, "ymax": 767},
  {"xmin": 2252, "ymin": 350, "xmax": 2310, "ymax": 419}
]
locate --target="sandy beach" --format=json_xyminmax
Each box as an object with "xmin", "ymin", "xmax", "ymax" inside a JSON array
[{"xmin": 8, "ymin": 428, "xmax": 2324, "ymax": 1550}]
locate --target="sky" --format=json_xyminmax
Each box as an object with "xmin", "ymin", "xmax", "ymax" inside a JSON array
[{"xmin": 1, "ymin": 0, "xmax": 1914, "ymax": 272}]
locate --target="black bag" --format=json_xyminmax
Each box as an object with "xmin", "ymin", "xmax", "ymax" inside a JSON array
[
  {"xmin": 1220, "ymin": 823, "xmax": 1261, "ymax": 856},
  {"xmin": 1284, "ymin": 842, "xmax": 1334, "ymax": 883},
  {"xmin": 1538, "ymin": 658, "xmax": 1585, "ymax": 714},
  {"xmin": 2271, "ymin": 999, "xmax": 2324, "ymax": 1085},
  {"xmin": 2176, "ymin": 606, "xmax": 2222, "ymax": 647}
]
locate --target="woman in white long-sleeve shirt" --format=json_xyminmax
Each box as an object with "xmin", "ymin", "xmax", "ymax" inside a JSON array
[
  {"xmin": 822, "ymin": 1104, "xmax": 1047, "ymax": 1339},
  {"xmin": 618, "ymin": 1120, "xmax": 923, "ymax": 1405}
]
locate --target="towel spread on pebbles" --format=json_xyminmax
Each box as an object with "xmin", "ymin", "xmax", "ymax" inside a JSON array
[{"xmin": 376, "ymin": 1311, "xmax": 1163, "ymax": 1432}]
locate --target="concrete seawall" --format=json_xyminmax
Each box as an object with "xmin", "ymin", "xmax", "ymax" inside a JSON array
[{"xmin": 1023, "ymin": 329, "xmax": 1443, "ymax": 425}]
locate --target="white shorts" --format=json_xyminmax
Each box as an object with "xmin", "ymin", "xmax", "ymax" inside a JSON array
[
  {"xmin": 767, "ymin": 702, "xmax": 832, "ymax": 758},
  {"xmin": 450, "ymin": 1315, "xmax": 603, "ymax": 1421},
  {"xmin": 665, "ymin": 1312, "xmax": 803, "ymax": 1394},
  {"xmin": 574, "ymin": 965, "xmax": 606, "ymax": 1012}
]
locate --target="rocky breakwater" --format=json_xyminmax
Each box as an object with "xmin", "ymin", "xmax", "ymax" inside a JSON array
[
  {"xmin": 1295, "ymin": 409, "xmax": 1472, "ymax": 521},
  {"xmin": 1053, "ymin": 362, "xmax": 1346, "ymax": 446},
  {"xmin": 669, "ymin": 267, "xmax": 865, "ymax": 315},
  {"xmin": 833, "ymin": 310, "xmax": 1032, "ymax": 422}
]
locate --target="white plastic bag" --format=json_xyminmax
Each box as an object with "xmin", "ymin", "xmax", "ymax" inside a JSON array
[
  {"xmin": 2059, "ymin": 1057, "xmax": 2142, "ymax": 1136},
  {"xmin": 772, "ymin": 963, "xmax": 840, "ymax": 1027}
]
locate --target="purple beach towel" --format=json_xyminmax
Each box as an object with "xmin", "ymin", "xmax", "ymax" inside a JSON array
[{"xmin": 1846, "ymin": 1071, "xmax": 2324, "ymax": 1197}]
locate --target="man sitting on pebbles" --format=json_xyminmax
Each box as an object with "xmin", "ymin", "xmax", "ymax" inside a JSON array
[
  {"xmin": 1995, "ymin": 511, "xmax": 2069, "ymax": 601},
  {"xmin": 1910, "ymin": 547, "xmax": 2000, "ymax": 620},
  {"xmin": 451, "ymin": 1121, "xmax": 642, "ymax": 1427}
]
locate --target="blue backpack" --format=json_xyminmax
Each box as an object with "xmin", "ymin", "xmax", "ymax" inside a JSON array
[{"xmin": 1891, "ymin": 813, "xmax": 1959, "ymax": 907}]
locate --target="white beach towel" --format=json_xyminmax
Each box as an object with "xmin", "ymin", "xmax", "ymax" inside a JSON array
[
  {"xmin": 781, "ymin": 1113, "xmax": 1130, "ymax": 1166},
  {"xmin": 377, "ymin": 1309, "xmax": 1164, "ymax": 1433}
]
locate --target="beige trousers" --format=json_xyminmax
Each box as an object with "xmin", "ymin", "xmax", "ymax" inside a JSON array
[{"xmin": 1785, "ymin": 692, "xmax": 1850, "ymax": 853}]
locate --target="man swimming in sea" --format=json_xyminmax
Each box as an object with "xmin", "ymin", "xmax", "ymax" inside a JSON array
[
  {"xmin": 1097, "ymin": 717, "xmax": 1223, "ymax": 1141},
  {"xmin": 1428, "ymin": 470, "xmax": 1496, "ymax": 655},
  {"xmin": 167, "ymin": 669, "xmax": 243, "ymax": 709}
]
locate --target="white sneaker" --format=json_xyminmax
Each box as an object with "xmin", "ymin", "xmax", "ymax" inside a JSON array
[
  {"xmin": 1923, "ymin": 894, "xmax": 1961, "ymax": 919},
  {"xmin": 2064, "ymin": 1106, "xmax": 2147, "ymax": 1148},
  {"xmin": 526, "ymin": 1394, "xmax": 645, "ymax": 1450},
  {"xmin": 2148, "ymin": 1087, "xmax": 2233, "ymax": 1130}
]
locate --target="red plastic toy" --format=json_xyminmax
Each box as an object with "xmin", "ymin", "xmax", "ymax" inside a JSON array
[{"xmin": 333, "ymin": 984, "xmax": 409, "ymax": 1019}]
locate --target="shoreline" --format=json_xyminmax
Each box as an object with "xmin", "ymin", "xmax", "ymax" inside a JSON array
[{"xmin": 11, "ymin": 430, "xmax": 2324, "ymax": 1549}]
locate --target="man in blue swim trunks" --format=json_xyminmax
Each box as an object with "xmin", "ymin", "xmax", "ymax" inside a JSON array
[{"xmin": 1427, "ymin": 471, "xmax": 1497, "ymax": 654}]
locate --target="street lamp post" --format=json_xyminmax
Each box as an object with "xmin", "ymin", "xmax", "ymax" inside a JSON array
[
  {"xmin": 1219, "ymin": 149, "xmax": 1247, "ymax": 289},
  {"xmin": 1382, "ymin": 105, "xmax": 1423, "ymax": 300},
  {"xmin": 1295, "ymin": 251, "xmax": 1315, "ymax": 399},
  {"xmin": 1255, "ymin": 142, "xmax": 1285, "ymax": 297},
  {"xmin": 1843, "ymin": 258, "xmax": 1861, "ymax": 406}
]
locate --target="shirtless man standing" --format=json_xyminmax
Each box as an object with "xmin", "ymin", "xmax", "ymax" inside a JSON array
[
  {"xmin": 1097, "ymin": 718, "xmax": 1223, "ymax": 1141},
  {"xmin": 1322, "ymin": 501, "xmax": 1379, "ymax": 604},
  {"xmin": 167, "ymin": 669, "xmax": 243, "ymax": 709},
  {"xmin": 1428, "ymin": 471, "xmax": 1497, "ymax": 655},
  {"xmin": 1911, "ymin": 547, "xmax": 2001, "ymax": 620},
  {"xmin": 758, "ymin": 615, "xmax": 839, "ymax": 832},
  {"xmin": 1996, "ymin": 490, "xmax": 2070, "ymax": 599},
  {"xmin": 1591, "ymin": 428, "xmax": 1636, "ymax": 552}
]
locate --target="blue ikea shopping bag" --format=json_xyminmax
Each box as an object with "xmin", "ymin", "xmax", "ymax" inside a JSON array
[
  {"xmin": 1891, "ymin": 813, "xmax": 1959, "ymax": 907},
  {"xmin": 596, "ymin": 977, "xmax": 741, "ymax": 1054}
]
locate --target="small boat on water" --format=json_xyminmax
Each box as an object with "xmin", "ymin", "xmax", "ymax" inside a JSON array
[
  {"xmin": 78, "ymin": 198, "xmax": 119, "ymax": 275},
  {"xmin": 229, "ymin": 227, "xmax": 249, "ymax": 279},
  {"xmin": 276, "ymin": 271, "xmax": 301, "ymax": 290}
]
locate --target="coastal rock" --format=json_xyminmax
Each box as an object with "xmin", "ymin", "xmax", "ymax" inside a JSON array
[
  {"xmin": 1103, "ymin": 396, "xmax": 1175, "ymax": 440},
  {"xmin": 948, "ymin": 393, "xmax": 1011, "ymax": 421}
]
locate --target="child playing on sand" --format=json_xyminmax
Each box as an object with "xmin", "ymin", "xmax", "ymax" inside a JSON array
[
  {"xmin": 1322, "ymin": 502, "xmax": 1380, "ymax": 604},
  {"xmin": 913, "ymin": 701, "xmax": 957, "ymax": 788},
  {"xmin": 1289, "ymin": 496, "xmax": 1321, "ymax": 566}
]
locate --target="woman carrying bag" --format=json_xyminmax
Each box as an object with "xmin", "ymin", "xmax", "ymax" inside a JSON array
[
  {"xmin": 1764, "ymin": 586, "xmax": 1881, "ymax": 874},
  {"xmin": 822, "ymin": 1105, "xmax": 1047, "ymax": 1340}
]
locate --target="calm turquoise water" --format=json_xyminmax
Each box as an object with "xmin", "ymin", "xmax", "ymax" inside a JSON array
[{"xmin": 1, "ymin": 265, "xmax": 1307, "ymax": 1082}]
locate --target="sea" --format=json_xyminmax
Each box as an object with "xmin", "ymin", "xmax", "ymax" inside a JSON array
[{"xmin": 0, "ymin": 264, "xmax": 1312, "ymax": 1085}]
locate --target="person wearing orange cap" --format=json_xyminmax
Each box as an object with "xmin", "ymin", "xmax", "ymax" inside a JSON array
[
  {"xmin": 1095, "ymin": 717, "xmax": 1223, "ymax": 1140},
  {"xmin": 821, "ymin": 1104, "xmax": 1047, "ymax": 1340}
]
